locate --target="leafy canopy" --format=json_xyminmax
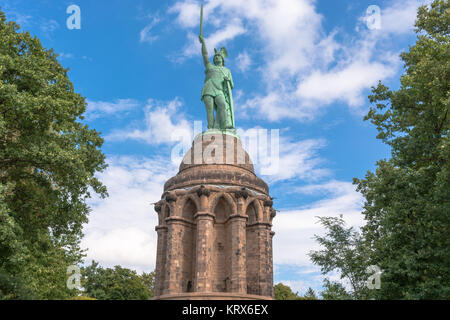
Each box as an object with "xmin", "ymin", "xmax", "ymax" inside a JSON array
[
  {"xmin": 0, "ymin": 8, "xmax": 107, "ymax": 299},
  {"xmin": 355, "ymin": 0, "xmax": 449, "ymax": 299},
  {"xmin": 81, "ymin": 261, "xmax": 154, "ymax": 300},
  {"xmin": 310, "ymin": 0, "xmax": 449, "ymax": 299}
]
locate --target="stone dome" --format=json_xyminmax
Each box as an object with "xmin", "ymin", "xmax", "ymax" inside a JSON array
[{"xmin": 164, "ymin": 132, "xmax": 269, "ymax": 194}]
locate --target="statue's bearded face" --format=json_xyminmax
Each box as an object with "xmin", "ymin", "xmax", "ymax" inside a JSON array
[{"xmin": 213, "ymin": 55, "xmax": 224, "ymax": 66}]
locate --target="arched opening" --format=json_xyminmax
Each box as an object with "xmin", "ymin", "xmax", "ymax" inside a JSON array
[
  {"xmin": 212, "ymin": 196, "xmax": 232, "ymax": 292},
  {"xmin": 181, "ymin": 198, "xmax": 197, "ymax": 292},
  {"xmin": 182, "ymin": 197, "xmax": 196, "ymax": 222},
  {"xmin": 246, "ymin": 201, "xmax": 260, "ymax": 295}
]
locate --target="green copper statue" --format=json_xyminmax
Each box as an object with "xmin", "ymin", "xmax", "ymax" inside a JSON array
[{"xmin": 199, "ymin": 2, "xmax": 235, "ymax": 130}]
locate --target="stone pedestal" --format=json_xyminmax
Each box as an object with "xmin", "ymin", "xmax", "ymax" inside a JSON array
[{"xmin": 153, "ymin": 132, "xmax": 276, "ymax": 300}]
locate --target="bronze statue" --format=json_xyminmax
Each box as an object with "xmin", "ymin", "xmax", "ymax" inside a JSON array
[{"xmin": 199, "ymin": 2, "xmax": 235, "ymax": 130}]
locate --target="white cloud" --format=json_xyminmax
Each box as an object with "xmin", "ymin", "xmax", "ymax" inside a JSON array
[
  {"xmin": 359, "ymin": 0, "xmax": 425, "ymax": 35},
  {"xmin": 273, "ymin": 180, "xmax": 365, "ymax": 265},
  {"xmin": 296, "ymin": 52, "xmax": 400, "ymax": 108},
  {"xmin": 271, "ymin": 180, "xmax": 366, "ymax": 294},
  {"xmin": 40, "ymin": 19, "xmax": 59, "ymax": 34},
  {"xmin": 265, "ymin": 137, "xmax": 329, "ymax": 183},
  {"xmin": 236, "ymin": 51, "xmax": 251, "ymax": 73},
  {"xmin": 178, "ymin": 20, "xmax": 246, "ymax": 60},
  {"xmin": 1, "ymin": 1, "xmax": 33, "ymax": 28},
  {"xmin": 168, "ymin": 0, "xmax": 200, "ymax": 28},
  {"xmin": 106, "ymin": 98, "xmax": 192, "ymax": 145},
  {"xmin": 236, "ymin": 127, "xmax": 329, "ymax": 183},
  {"xmin": 169, "ymin": 0, "xmax": 420, "ymax": 122},
  {"xmin": 58, "ymin": 52, "xmax": 75, "ymax": 60},
  {"xmin": 279, "ymin": 279, "xmax": 318, "ymax": 295},
  {"xmin": 85, "ymin": 99, "xmax": 140, "ymax": 120},
  {"xmin": 82, "ymin": 156, "xmax": 178, "ymax": 272},
  {"xmin": 140, "ymin": 16, "xmax": 160, "ymax": 43}
]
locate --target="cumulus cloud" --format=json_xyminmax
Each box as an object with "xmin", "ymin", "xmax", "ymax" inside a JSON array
[
  {"xmin": 82, "ymin": 156, "xmax": 178, "ymax": 272},
  {"xmin": 263, "ymin": 137, "xmax": 329, "ymax": 183},
  {"xmin": 296, "ymin": 46, "xmax": 400, "ymax": 109},
  {"xmin": 169, "ymin": 0, "xmax": 422, "ymax": 121},
  {"xmin": 176, "ymin": 20, "xmax": 246, "ymax": 60},
  {"xmin": 236, "ymin": 127, "xmax": 329, "ymax": 182},
  {"xmin": 85, "ymin": 99, "xmax": 140, "ymax": 120},
  {"xmin": 359, "ymin": 0, "xmax": 425, "ymax": 35},
  {"xmin": 236, "ymin": 51, "xmax": 252, "ymax": 73},
  {"xmin": 168, "ymin": 0, "xmax": 200, "ymax": 28},
  {"xmin": 106, "ymin": 98, "xmax": 192, "ymax": 145},
  {"xmin": 140, "ymin": 15, "xmax": 161, "ymax": 43},
  {"xmin": 273, "ymin": 180, "xmax": 365, "ymax": 266},
  {"xmin": 269, "ymin": 179, "xmax": 366, "ymax": 293}
]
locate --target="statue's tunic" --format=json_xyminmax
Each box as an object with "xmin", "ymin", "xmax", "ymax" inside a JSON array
[{"xmin": 201, "ymin": 62, "xmax": 233, "ymax": 100}]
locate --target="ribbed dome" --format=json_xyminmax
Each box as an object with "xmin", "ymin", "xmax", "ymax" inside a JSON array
[{"xmin": 164, "ymin": 132, "xmax": 269, "ymax": 194}]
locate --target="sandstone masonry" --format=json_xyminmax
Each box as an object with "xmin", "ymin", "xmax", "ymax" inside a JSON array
[{"xmin": 153, "ymin": 133, "xmax": 275, "ymax": 300}]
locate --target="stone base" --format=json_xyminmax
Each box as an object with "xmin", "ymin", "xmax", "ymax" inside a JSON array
[
  {"xmin": 153, "ymin": 292, "xmax": 273, "ymax": 300},
  {"xmin": 197, "ymin": 129, "xmax": 240, "ymax": 139}
]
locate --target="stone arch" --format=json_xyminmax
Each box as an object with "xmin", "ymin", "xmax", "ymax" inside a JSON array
[
  {"xmin": 180, "ymin": 195, "xmax": 199, "ymax": 222},
  {"xmin": 209, "ymin": 192, "xmax": 237, "ymax": 217},
  {"xmin": 210, "ymin": 193, "xmax": 234, "ymax": 292},
  {"xmin": 244, "ymin": 198, "xmax": 263, "ymax": 223},
  {"xmin": 245, "ymin": 199, "xmax": 263, "ymax": 295},
  {"xmin": 214, "ymin": 197, "xmax": 232, "ymax": 222},
  {"xmin": 176, "ymin": 195, "xmax": 197, "ymax": 293}
]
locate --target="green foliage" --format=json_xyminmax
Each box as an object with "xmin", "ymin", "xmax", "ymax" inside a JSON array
[
  {"xmin": 140, "ymin": 271, "xmax": 155, "ymax": 298},
  {"xmin": 310, "ymin": 1, "xmax": 449, "ymax": 299},
  {"xmin": 273, "ymin": 283, "xmax": 317, "ymax": 300},
  {"xmin": 355, "ymin": 0, "xmax": 449, "ymax": 299},
  {"xmin": 274, "ymin": 283, "xmax": 301, "ymax": 300},
  {"xmin": 70, "ymin": 296, "xmax": 97, "ymax": 300},
  {"xmin": 81, "ymin": 261, "xmax": 153, "ymax": 300},
  {"xmin": 301, "ymin": 287, "xmax": 318, "ymax": 300},
  {"xmin": 320, "ymin": 279, "xmax": 352, "ymax": 300},
  {"xmin": 309, "ymin": 216, "xmax": 372, "ymax": 299},
  {"xmin": 0, "ymin": 9, "xmax": 107, "ymax": 299}
]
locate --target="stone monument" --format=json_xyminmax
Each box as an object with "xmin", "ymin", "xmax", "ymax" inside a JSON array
[{"xmin": 152, "ymin": 2, "xmax": 275, "ymax": 300}]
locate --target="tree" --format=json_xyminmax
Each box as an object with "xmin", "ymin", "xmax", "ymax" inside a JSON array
[
  {"xmin": 302, "ymin": 287, "xmax": 318, "ymax": 300},
  {"xmin": 0, "ymin": 9, "xmax": 107, "ymax": 299},
  {"xmin": 320, "ymin": 279, "xmax": 352, "ymax": 300},
  {"xmin": 309, "ymin": 216, "xmax": 372, "ymax": 300},
  {"xmin": 81, "ymin": 261, "xmax": 152, "ymax": 300},
  {"xmin": 354, "ymin": 0, "xmax": 449, "ymax": 299},
  {"xmin": 274, "ymin": 283, "xmax": 301, "ymax": 300},
  {"xmin": 140, "ymin": 271, "xmax": 155, "ymax": 298},
  {"xmin": 274, "ymin": 283, "xmax": 319, "ymax": 300}
]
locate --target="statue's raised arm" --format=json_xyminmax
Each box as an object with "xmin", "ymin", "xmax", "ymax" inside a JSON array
[{"xmin": 198, "ymin": 35, "xmax": 210, "ymax": 67}]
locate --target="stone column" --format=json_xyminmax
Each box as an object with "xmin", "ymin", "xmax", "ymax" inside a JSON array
[
  {"xmin": 269, "ymin": 231, "xmax": 275, "ymax": 298},
  {"xmin": 163, "ymin": 218, "xmax": 185, "ymax": 294},
  {"xmin": 229, "ymin": 214, "xmax": 247, "ymax": 293},
  {"xmin": 229, "ymin": 190, "xmax": 248, "ymax": 293},
  {"xmin": 255, "ymin": 223, "xmax": 272, "ymax": 297},
  {"xmin": 194, "ymin": 212, "xmax": 215, "ymax": 292},
  {"xmin": 154, "ymin": 225, "xmax": 167, "ymax": 296}
]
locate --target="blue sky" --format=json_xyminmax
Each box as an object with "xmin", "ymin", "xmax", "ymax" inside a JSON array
[{"xmin": 1, "ymin": 0, "xmax": 426, "ymax": 295}]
